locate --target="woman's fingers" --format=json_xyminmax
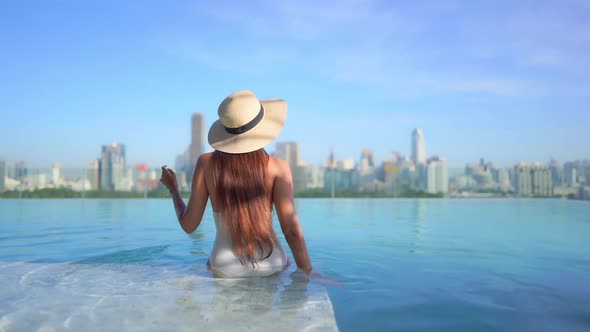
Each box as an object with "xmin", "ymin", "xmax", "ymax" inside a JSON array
[
  {"xmin": 310, "ymin": 273, "xmax": 344, "ymax": 287},
  {"xmin": 161, "ymin": 165, "xmax": 176, "ymax": 177},
  {"xmin": 159, "ymin": 165, "xmax": 177, "ymax": 190},
  {"xmin": 160, "ymin": 167, "xmax": 170, "ymax": 184}
]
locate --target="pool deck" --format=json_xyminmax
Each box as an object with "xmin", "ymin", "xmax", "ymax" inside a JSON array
[{"xmin": 0, "ymin": 262, "xmax": 339, "ymax": 331}]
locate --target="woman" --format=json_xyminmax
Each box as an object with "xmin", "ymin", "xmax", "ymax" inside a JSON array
[{"xmin": 160, "ymin": 90, "xmax": 313, "ymax": 278}]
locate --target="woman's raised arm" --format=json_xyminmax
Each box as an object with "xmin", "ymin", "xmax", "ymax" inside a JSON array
[{"xmin": 162, "ymin": 154, "xmax": 209, "ymax": 234}]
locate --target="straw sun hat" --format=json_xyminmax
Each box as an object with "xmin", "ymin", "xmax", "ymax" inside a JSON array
[{"xmin": 208, "ymin": 90, "xmax": 288, "ymax": 154}]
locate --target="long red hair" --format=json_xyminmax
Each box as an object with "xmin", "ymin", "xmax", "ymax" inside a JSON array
[{"xmin": 211, "ymin": 149, "xmax": 277, "ymax": 265}]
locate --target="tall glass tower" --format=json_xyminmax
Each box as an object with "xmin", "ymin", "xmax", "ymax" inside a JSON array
[
  {"xmin": 274, "ymin": 141, "xmax": 300, "ymax": 169},
  {"xmin": 411, "ymin": 128, "xmax": 427, "ymax": 166},
  {"xmin": 0, "ymin": 158, "xmax": 6, "ymax": 192},
  {"xmin": 190, "ymin": 113, "xmax": 205, "ymax": 169},
  {"xmin": 99, "ymin": 142, "xmax": 126, "ymax": 191}
]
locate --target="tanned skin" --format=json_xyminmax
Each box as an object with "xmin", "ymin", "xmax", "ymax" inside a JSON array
[{"xmin": 160, "ymin": 153, "xmax": 313, "ymax": 275}]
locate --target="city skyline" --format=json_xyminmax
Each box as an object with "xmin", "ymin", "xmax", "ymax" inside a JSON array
[
  {"xmin": 1, "ymin": 1, "xmax": 589, "ymax": 168},
  {"xmin": 2, "ymin": 127, "xmax": 589, "ymax": 199},
  {"xmin": 1, "ymin": 129, "xmax": 589, "ymax": 170},
  {"xmin": 4, "ymin": 144, "xmax": 587, "ymax": 198}
]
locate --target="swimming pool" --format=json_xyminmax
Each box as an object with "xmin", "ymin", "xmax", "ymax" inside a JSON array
[{"xmin": 1, "ymin": 199, "xmax": 589, "ymax": 331}]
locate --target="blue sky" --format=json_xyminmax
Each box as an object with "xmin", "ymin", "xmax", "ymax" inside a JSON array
[{"xmin": 1, "ymin": 0, "xmax": 589, "ymax": 169}]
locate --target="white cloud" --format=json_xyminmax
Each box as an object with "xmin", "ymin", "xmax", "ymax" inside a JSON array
[{"xmin": 156, "ymin": 0, "xmax": 590, "ymax": 98}]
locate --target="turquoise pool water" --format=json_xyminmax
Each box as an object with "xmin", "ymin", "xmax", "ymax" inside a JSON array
[{"xmin": 1, "ymin": 198, "xmax": 589, "ymax": 331}]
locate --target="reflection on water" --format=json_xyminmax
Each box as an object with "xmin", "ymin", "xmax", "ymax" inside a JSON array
[
  {"xmin": 97, "ymin": 199, "xmax": 116, "ymax": 221},
  {"xmin": 413, "ymin": 199, "xmax": 427, "ymax": 222},
  {"xmin": 363, "ymin": 199, "xmax": 375, "ymax": 224},
  {"xmin": 409, "ymin": 199, "xmax": 427, "ymax": 254}
]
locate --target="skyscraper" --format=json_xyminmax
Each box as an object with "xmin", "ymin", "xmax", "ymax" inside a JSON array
[
  {"xmin": 549, "ymin": 159, "xmax": 563, "ymax": 187},
  {"xmin": 425, "ymin": 156, "xmax": 449, "ymax": 194},
  {"xmin": 491, "ymin": 167, "xmax": 511, "ymax": 192},
  {"xmin": 514, "ymin": 162, "xmax": 553, "ymax": 197},
  {"xmin": 88, "ymin": 159, "xmax": 100, "ymax": 190},
  {"xmin": 0, "ymin": 158, "xmax": 6, "ymax": 192},
  {"xmin": 531, "ymin": 164, "xmax": 553, "ymax": 197},
  {"xmin": 328, "ymin": 149, "xmax": 335, "ymax": 168},
  {"xmin": 411, "ymin": 128, "xmax": 427, "ymax": 166},
  {"xmin": 99, "ymin": 142, "xmax": 126, "ymax": 191},
  {"xmin": 52, "ymin": 163, "xmax": 62, "ymax": 186},
  {"xmin": 359, "ymin": 148, "xmax": 376, "ymax": 189},
  {"xmin": 273, "ymin": 141, "xmax": 307, "ymax": 192},
  {"xmin": 514, "ymin": 163, "xmax": 532, "ymax": 196},
  {"xmin": 323, "ymin": 159, "xmax": 358, "ymax": 192},
  {"xmin": 361, "ymin": 148, "xmax": 375, "ymax": 168},
  {"xmin": 175, "ymin": 153, "xmax": 186, "ymax": 175},
  {"xmin": 14, "ymin": 161, "xmax": 28, "ymax": 181},
  {"xmin": 190, "ymin": 113, "xmax": 205, "ymax": 170},
  {"xmin": 563, "ymin": 162, "xmax": 577, "ymax": 187},
  {"xmin": 274, "ymin": 141, "xmax": 300, "ymax": 169},
  {"xmin": 175, "ymin": 144, "xmax": 193, "ymax": 183}
]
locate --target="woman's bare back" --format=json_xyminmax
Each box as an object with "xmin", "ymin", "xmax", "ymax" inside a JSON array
[{"xmin": 162, "ymin": 152, "xmax": 312, "ymax": 275}]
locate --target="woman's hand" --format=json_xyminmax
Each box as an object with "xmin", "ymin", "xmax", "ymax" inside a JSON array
[
  {"xmin": 160, "ymin": 165, "xmax": 178, "ymax": 193},
  {"xmin": 308, "ymin": 271, "xmax": 344, "ymax": 287}
]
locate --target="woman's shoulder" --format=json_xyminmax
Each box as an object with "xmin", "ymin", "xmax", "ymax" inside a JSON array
[
  {"xmin": 195, "ymin": 153, "xmax": 215, "ymax": 172},
  {"xmin": 268, "ymin": 156, "xmax": 291, "ymax": 175},
  {"xmin": 197, "ymin": 152, "xmax": 214, "ymax": 163},
  {"xmin": 268, "ymin": 155, "xmax": 288, "ymax": 167}
]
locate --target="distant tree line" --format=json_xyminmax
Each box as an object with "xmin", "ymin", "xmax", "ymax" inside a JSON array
[
  {"xmin": 294, "ymin": 187, "xmax": 444, "ymax": 198},
  {"xmin": 2, "ymin": 187, "xmax": 572, "ymax": 199},
  {"xmin": 0, "ymin": 188, "xmax": 190, "ymax": 199},
  {"xmin": 0, "ymin": 187, "xmax": 447, "ymax": 199}
]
